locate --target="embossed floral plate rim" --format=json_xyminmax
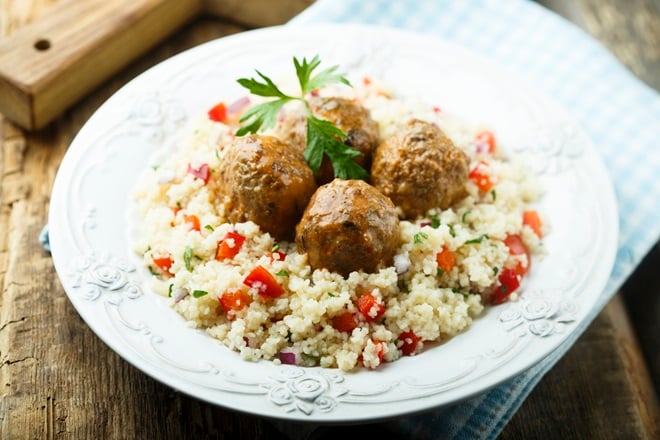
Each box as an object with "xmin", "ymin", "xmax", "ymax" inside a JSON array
[{"xmin": 48, "ymin": 23, "xmax": 618, "ymax": 423}]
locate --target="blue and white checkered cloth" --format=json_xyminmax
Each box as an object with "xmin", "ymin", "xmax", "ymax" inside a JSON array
[{"xmin": 271, "ymin": 0, "xmax": 660, "ymax": 438}]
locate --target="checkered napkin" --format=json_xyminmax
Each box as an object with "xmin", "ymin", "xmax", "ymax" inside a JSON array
[{"xmin": 270, "ymin": 0, "xmax": 660, "ymax": 438}]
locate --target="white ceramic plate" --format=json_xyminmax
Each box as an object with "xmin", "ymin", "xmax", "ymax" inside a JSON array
[{"xmin": 49, "ymin": 24, "xmax": 617, "ymax": 423}]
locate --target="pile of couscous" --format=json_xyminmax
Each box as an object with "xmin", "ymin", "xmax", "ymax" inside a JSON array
[{"xmin": 132, "ymin": 78, "xmax": 545, "ymax": 371}]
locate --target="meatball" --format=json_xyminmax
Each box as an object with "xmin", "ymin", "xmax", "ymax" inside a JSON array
[
  {"xmin": 370, "ymin": 119, "xmax": 469, "ymax": 219},
  {"xmin": 275, "ymin": 97, "xmax": 380, "ymax": 184},
  {"xmin": 216, "ymin": 134, "xmax": 317, "ymax": 240},
  {"xmin": 296, "ymin": 179, "xmax": 399, "ymax": 276}
]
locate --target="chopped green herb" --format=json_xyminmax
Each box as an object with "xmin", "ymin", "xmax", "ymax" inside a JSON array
[
  {"xmin": 462, "ymin": 211, "xmax": 471, "ymax": 224},
  {"xmin": 176, "ymin": 201, "xmax": 182, "ymax": 208},
  {"xmin": 184, "ymin": 246, "xmax": 193, "ymax": 271},
  {"xmin": 491, "ymin": 189, "xmax": 497, "ymax": 201},
  {"xmin": 168, "ymin": 284, "xmax": 173, "ymax": 297},
  {"xmin": 397, "ymin": 279, "xmax": 410, "ymax": 293},
  {"xmin": 272, "ymin": 244, "xmax": 280, "ymax": 252},
  {"xmin": 430, "ymin": 215, "xmax": 441, "ymax": 229},
  {"xmin": 302, "ymin": 352, "xmax": 321, "ymax": 363},
  {"xmin": 236, "ymin": 55, "xmax": 367, "ymax": 180},
  {"xmin": 286, "ymin": 331, "xmax": 293, "ymax": 343},
  {"xmin": 493, "ymin": 267, "xmax": 499, "ymax": 275},
  {"xmin": 214, "ymin": 148, "xmax": 220, "ymax": 160},
  {"xmin": 148, "ymin": 266, "xmax": 158, "ymax": 276},
  {"xmin": 275, "ymin": 269, "xmax": 289, "ymax": 277},
  {"xmin": 151, "ymin": 165, "xmax": 159, "ymax": 171},
  {"xmin": 452, "ymin": 288, "xmax": 468, "ymax": 298},
  {"xmin": 448, "ymin": 224, "xmax": 456, "ymax": 237},
  {"xmin": 192, "ymin": 289, "xmax": 208, "ymax": 298},
  {"xmin": 437, "ymin": 268, "xmax": 445, "ymax": 276},
  {"xmin": 327, "ymin": 292, "xmax": 337, "ymax": 297},
  {"xmin": 413, "ymin": 231, "xmax": 429, "ymax": 244},
  {"xmin": 465, "ymin": 234, "xmax": 489, "ymax": 244},
  {"xmin": 204, "ymin": 224, "xmax": 214, "ymax": 231}
]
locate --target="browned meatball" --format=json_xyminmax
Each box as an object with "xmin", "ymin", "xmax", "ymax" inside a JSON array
[
  {"xmin": 310, "ymin": 97, "xmax": 380, "ymax": 184},
  {"xmin": 370, "ymin": 119, "xmax": 469, "ymax": 219},
  {"xmin": 274, "ymin": 108, "xmax": 307, "ymax": 155},
  {"xmin": 295, "ymin": 179, "xmax": 399, "ymax": 276},
  {"xmin": 275, "ymin": 97, "xmax": 380, "ymax": 184},
  {"xmin": 216, "ymin": 135, "xmax": 317, "ymax": 240}
]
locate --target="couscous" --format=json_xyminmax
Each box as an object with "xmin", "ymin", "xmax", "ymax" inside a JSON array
[{"xmin": 132, "ymin": 70, "xmax": 545, "ymax": 371}]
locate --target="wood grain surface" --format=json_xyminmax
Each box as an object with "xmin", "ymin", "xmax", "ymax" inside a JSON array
[{"xmin": 0, "ymin": 0, "xmax": 658, "ymax": 439}]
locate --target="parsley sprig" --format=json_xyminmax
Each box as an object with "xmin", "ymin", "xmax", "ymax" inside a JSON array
[{"xmin": 236, "ymin": 55, "xmax": 368, "ymax": 180}]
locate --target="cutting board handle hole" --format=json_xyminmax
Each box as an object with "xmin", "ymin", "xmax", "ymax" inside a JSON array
[{"xmin": 34, "ymin": 39, "xmax": 51, "ymax": 51}]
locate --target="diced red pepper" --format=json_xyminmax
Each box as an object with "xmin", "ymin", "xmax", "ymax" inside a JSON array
[
  {"xmin": 436, "ymin": 246, "xmax": 456, "ymax": 273},
  {"xmin": 187, "ymin": 163, "xmax": 210, "ymax": 184},
  {"xmin": 216, "ymin": 231, "xmax": 246, "ymax": 260},
  {"xmin": 492, "ymin": 268, "xmax": 520, "ymax": 304},
  {"xmin": 362, "ymin": 76, "xmax": 372, "ymax": 86},
  {"xmin": 208, "ymin": 102, "xmax": 227, "ymax": 122},
  {"xmin": 373, "ymin": 340, "xmax": 385, "ymax": 363},
  {"xmin": 360, "ymin": 339, "xmax": 386, "ymax": 369},
  {"xmin": 398, "ymin": 331, "xmax": 421, "ymax": 356},
  {"xmin": 219, "ymin": 288, "xmax": 252, "ymax": 319},
  {"xmin": 357, "ymin": 292, "xmax": 385, "ymax": 322},
  {"xmin": 332, "ymin": 311, "xmax": 358, "ymax": 333},
  {"xmin": 469, "ymin": 161, "xmax": 494, "ymax": 192},
  {"xmin": 476, "ymin": 130, "xmax": 496, "ymax": 154},
  {"xmin": 183, "ymin": 214, "xmax": 200, "ymax": 232},
  {"xmin": 152, "ymin": 255, "xmax": 173, "ymax": 276},
  {"xmin": 523, "ymin": 210, "xmax": 543, "ymax": 238},
  {"xmin": 503, "ymin": 234, "xmax": 531, "ymax": 276},
  {"xmin": 243, "ymin": 265, "xmax": 285, "ymax": 299}
]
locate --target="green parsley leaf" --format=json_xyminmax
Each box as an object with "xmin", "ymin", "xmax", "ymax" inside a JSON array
[
  {"xmin": 276, "ymin": 269, "xmax": 289, "ymax": 277},
  {"xmin": 462, "ymin": 211, "xmax": 471, "ymax": 224},
  {"xmin": 491, "ymin": 190, "xmax": 497, "ymax": 201},
  {"xmin": 493, "ymin": 267, "xmax": 499, "ymax": 275},
  {"xmin": 237, "ymin": 99, "xmax": 291, "ymax": 136},
  {"xmin": 430, "ymin": 215, "xmax": 441, "ymax": 229},
  {"xmin": 452, "ymin": 288, "xmax": 468, "ymax": 298},
  {"xmin": 236, "ymin": 55, "xmax": 366, "ymax": 180},
  {"xmin": 295, "ymin": 55, "xmax": 351, "ymax": 93},
  {"xmin": 168, "ymin": 284, "xmax": 173, "ymax": 297},
  {"xmin": 437, "ymin": 268, "xmax": 445, "ymax": 276},
  {"xmin": 327, "ymin": 292, "xmax": 337, "ymax": 297},
  {"xmin": 413, "ymin": 231, "xmax": 429, "ymax": 244},
  {"xmin": 184, "ymin": 246, "xmax": 193, "ymax": 271},
  {"xmin": 448, "ymin": 224, "xmax": 456, "ymax": 237},
  {"xmin": 236, "ymin": 70, "xmax": 293, "ymax": 98},
  {"xmin": 465, "ymin": 234, "xmax": 489, "ymax": 245},
  {"xmin": 204, "ymin": 225, "xmax": 214, "ymax": 231},
  {"xmin": 192, "ymin": 289, "xmax": 208, "ymax": 298}
]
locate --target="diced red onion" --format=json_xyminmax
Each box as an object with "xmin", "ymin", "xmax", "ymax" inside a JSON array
[
  {"xmin": 226, "ymin": 96, "xmax": 250, "ymax": 114},
  {"xmin": 172, "ymin": 288, "xmax": 189, "ymax": 303},
  {"xmin": 393, "ymin": 254, "xmax": 411, "ymax": 275},
  {"xmin": 279, "ymin": 347, "xmax": 300, "ymax": 365},
  {"xmin": 420, "ymin": 221, "xmax": 432, "ymax": 227}
]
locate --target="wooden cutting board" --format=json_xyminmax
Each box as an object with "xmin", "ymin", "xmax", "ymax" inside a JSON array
[{"xmin": 0, "ymin": 0, "xmax": 313, "ymax": 131}]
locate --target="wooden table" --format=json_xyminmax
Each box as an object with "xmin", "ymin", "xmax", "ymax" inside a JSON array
[{"xmin": 1, "ymin": 1, "xmax": 658, "ymax": 438}]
